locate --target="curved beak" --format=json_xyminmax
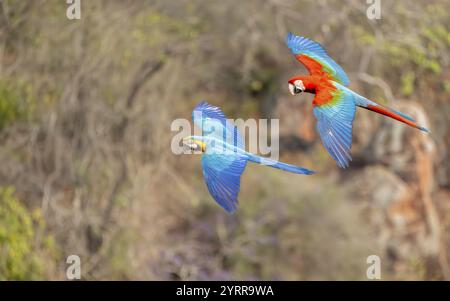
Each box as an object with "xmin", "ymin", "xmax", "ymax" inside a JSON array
[{"xmin": 288, "ymin": 83, "xmax": 303, "ymax": 95}]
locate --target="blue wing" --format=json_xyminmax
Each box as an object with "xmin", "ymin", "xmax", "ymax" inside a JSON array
[
  {"xmin": 286, "ymin": 32, "xmax": 350, "ymax": 86},
  {"xmin": 192, "ymin": 101, "xmax": 244, "ymax": 149},
  {"xmin": 202, "ymin": 153, "xmax": 247, "ymax": 213},
  {"xmin": 313, "ymin": 87, "xmax": 356, "ymax": 168}
]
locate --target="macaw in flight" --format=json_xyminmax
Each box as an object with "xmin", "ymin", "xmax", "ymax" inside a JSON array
[
  {"xmin": 182, "ymin": 101, "xmax": 315, "ymax": 213},
  {"xmin": 285, "ymin": 32, "xmax": 429, "ymax": 168}
]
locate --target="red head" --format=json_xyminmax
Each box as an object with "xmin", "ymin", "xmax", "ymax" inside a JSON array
[
  {"xmin": 288, "ymin": 78, "xmax": 305, "ymax": 95},
  {"xmin": 288, "ymin": 76, "xmax": 316, "ymax": 94}
]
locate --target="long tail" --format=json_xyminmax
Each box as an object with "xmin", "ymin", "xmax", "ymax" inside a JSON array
[
  {"xmin": 354, "ymin": 94, "xmax": 429, "ymax": 133},
  {"xmin": 246, "ymin": 153, "xmax": 315, "ymax": 175}
]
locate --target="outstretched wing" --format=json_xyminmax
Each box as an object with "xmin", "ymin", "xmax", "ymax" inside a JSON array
[
  {"xmin": 192, "ymin": 101, "xmax": 244, "ymax": 149},
  {"xmin": 202, "ymin": 153, "xmax": 247, "ymax": 213},
  {"xmin": 192, "ymin": 101, "xmax": 247, "ymax": 212},
  {"xmin": 285, "ymin": 32, "xmax": 350, "ymax": 86},
  {"xmin": 313, "ymin": 86, "xmax": 356, "ymax": 168}
]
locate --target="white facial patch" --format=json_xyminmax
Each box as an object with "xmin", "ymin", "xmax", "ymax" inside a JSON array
[
  {"xmin": 288, "ymin": 83, "xmax": 296, "ymax": 95},
  {"xmin": 294, "ymin": 80, "xmax": 305, "ymax": 91},
  {"xmin": 289, "ymin": 80, "xmax": 305, "ymax": 95},
  {"xmin": 183, "ymin": 139, "xmax": 198, "ymax": 151},
  {"xmin": 190, "ymin": 143, "xmax": 199, "ymax": 150}
]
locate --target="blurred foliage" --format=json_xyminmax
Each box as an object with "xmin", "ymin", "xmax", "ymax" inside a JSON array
[
  {"xmin": 351, "ymin": 1, "xmax": 449, "ymax": 97},
  {"xmin": 132, "ymin": 9, "xmax": 200, "ymax": 47},
  {"xmin": 0, "ymin": 187, "xmax": 59, "ymax": 280},
  {"xmin": 0, "ymin": 78, "xmax": 35, "ymax": 130}
]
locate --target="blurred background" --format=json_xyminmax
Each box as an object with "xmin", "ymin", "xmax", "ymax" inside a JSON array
[{"xmin": 0, "ymin": 0, "xmax": 449, "ymax": 280}]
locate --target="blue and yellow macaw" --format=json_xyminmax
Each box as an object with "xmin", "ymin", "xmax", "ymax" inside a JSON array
[
  {"xmin": 285, "ymin": 32, "xmax": 429, "ymax": 168},
  {"xmin": 183, "ymin": 101, "xmax": 315, "ymax": 213}
]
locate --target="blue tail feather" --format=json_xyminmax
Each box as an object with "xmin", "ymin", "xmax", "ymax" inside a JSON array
[
  {"xmin": 246, "ymin": 153, "xmax": 315, "ymax": 175},
  {"xmin": 390, "ymin": 108, "xmax": 416, "ymax": 123}
]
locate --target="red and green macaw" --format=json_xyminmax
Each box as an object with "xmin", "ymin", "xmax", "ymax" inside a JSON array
[{"xmin": 285, "ymin": 32, "xmax": 429, "ymax": 168}]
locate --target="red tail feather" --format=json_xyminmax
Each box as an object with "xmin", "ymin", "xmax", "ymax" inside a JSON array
[{"xmin": 365, "ymin": 104, "xmax": 429, "ymax": 133}]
